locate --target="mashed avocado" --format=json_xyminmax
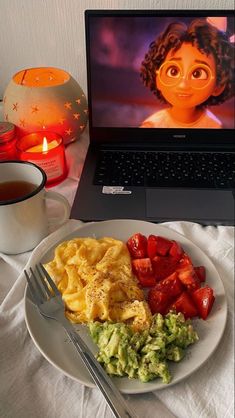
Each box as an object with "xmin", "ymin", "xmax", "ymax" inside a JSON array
[{"xmin": 89, "ymin": 311, "xmax": 199, "ymax": 383}]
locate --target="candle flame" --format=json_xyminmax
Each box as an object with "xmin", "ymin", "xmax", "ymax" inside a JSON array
[{"xmin": 42, "ymin": 137, "xmax": 48, "ymax": 152}]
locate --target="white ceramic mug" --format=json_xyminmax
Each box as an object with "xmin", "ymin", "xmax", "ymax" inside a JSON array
[{"xmin": 0, "ymin": 161, "xmax": 71, "ymax": 254}]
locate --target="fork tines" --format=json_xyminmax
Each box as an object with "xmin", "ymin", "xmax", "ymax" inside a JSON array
[{"xmin": 24, "ymin": 263, "xmax": 60, "ymax": 304}]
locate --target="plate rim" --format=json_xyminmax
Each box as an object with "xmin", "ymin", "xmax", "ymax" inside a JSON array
[{"xmin": 24, "ymin": 219, "xmax": 228, "ymax": 394}]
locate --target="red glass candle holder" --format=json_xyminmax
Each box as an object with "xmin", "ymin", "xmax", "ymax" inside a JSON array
[
  {"xmin": 16, "ymin": 131, "xmax": 67, "ymax": 186},
  {"xmin": 0, "ymin": 122, "xmax": 18, "ymax": 161}
]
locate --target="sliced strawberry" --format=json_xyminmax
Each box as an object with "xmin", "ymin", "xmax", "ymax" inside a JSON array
[
  {"xmin": 147, "ymin": 235, "xmax": 173, "ymax": 258},
  {"xmin": 169, "ymin": 240, "xmax": 184, "ymax": 262},
  {"xmin": 178, "ymin": 266, "xmax": 201, "ymax": 292},
  {"xmin": 176, "ymin": 253, "xmax": 193, "ymax": 271},
  {"xmin": 138, "ymin": 274, "xmax": 156, "ymax": 287},
  {"xmin": 170, "ymin": 291, "xmax": 198, "ymax": 319},
  {"xmin": 194, "ymin": 266, "xmax": 206, "ymax": 282},
  {"xmin": 152, "ymin": 255, "xmax": 178, "ymax": 281},
  {"xmin": 192, "ymin": 286, "xmax": 215, "ymax": 320},
  {"xmin": 132, "ymin": 258, "xmax": 153, "ymax": 276},
  {"xmin": 147, "ymin": 235, "xmax": 158, "ymax": 259},
  {"xmin": 127, "ymin": 233, "xmax": 147, "ymax": 259},
  {"xmin": 154, "ymin": 272, "xmax": 183, "ymax": 299},
  {"xmin": 148, "ymin": 289, "xmax": 170, "ymax": 315}
]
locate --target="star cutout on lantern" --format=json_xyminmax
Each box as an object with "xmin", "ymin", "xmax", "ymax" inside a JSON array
[
  {"xmin": 84, "ymin": 109, "xmax": 88, "ymax": 114},
  {"xmin": 19, "ymin": 119, "xmax": 26, "ymax": 127},
  {"xmin": 31, "ymin": 105, "xmax": 39, "ymax": 113},
  {"xmin": 64, "ymin": 102, "xmax": 72, "ymax": 110},
  {"xmin": 80, "ymin": 125, "xmax": 85, "ymax": 130},
  {"xmin": 75, "ymin": 98, "xmax": 81, "ymax": 105},
  {"xmin": 59, "ymin": 118, "xmax": 66, "ymax": 125},
  {"xmin": 73, "ymin": 113, "xmax": 80, "ymax": 120},
  {"xmin": 13, "ymin": 103, "xmax": 18, "ymax": 111},
  {"xmin": 65, "ymin": 128, "xmax": 73, "ymax": 136},
  {"xmin": 5, "ymin": 114, "xmax": 9, "ymax": 121},
  {"xmin": 37, "ymin": 120, "xmax": 46, "ymax": 128}
]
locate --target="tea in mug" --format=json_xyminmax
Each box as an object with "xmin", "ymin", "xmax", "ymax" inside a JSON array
[{"xmin": 0, "ymin": 181, "xmax": 37, "ymax": 201}]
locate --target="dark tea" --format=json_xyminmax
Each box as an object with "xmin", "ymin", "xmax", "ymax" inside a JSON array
[{"xmin": 0, "ymin": 181, "xmax": 37, "ymax": 201}]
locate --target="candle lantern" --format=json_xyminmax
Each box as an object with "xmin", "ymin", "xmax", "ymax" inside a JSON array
[
  {"xmin": 3, "ymin": 67, "xmax": 88, "ymax": 145},
  {"xmin": 16, "ymin": 131, "xmax": 67, "ymax": 186}
]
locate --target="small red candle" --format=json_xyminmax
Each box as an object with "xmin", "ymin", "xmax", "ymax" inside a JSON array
[{"xmin": 16, "ymin": 132, "xmax": 67, "ymax": 186}]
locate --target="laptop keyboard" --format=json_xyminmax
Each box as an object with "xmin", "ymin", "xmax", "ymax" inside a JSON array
[{"xmin": 94, "ymin": 151, "xmax": 235, "ymax": 189}]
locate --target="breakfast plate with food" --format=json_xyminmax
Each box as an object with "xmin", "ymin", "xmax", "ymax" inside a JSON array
[{"xmin": 24, "ymin": 219, "xmax": 227, "ymax": 394}]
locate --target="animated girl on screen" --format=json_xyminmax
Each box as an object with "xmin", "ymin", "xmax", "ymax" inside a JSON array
[{"xmin": 140, "ymin": 18, "xmax": 235, "ymax": 128}]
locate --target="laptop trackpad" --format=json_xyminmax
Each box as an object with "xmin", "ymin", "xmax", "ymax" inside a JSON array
[{"xmin": 146, "ymin": 189, "xmax": 234, "ymax": 223}]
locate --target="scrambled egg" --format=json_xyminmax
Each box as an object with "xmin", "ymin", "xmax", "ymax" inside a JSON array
[{"xmin": 44, "ymin": 237, "xmax": 152, "ymax": 331}]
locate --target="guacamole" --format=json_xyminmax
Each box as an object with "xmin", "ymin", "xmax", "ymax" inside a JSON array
[{"xmin": 89, "ymin": 311, "xmax": 199, "ymax": 384}]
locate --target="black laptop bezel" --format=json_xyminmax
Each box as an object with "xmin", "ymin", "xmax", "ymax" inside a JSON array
[{"xmin": 85, "ymin": 9, "xmax": 235, "ymax": 148}]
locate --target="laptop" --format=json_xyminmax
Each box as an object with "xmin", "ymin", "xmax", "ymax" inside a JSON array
[{"xmin": 71, "ymin": 9, "xmax": 235, "ymax": 225}]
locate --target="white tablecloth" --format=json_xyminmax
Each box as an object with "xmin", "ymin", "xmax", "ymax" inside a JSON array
[{"xmin": 0, "ymin": 133, "xmax": 234, "ymax": 418}]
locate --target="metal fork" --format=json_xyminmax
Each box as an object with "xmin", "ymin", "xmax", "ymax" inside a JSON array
[{"xmin": 24, "ymin": 263, "xmax": 138, "ymax": 418}]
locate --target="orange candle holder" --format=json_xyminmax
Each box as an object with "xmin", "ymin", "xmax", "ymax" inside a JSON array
[
  {"xmin": 16, "ymin": 131, "xmax": 67, "ymax": 186},
  {"xmin": 3, "ymin": 67, "xmax": 88, "ymax": 145}
]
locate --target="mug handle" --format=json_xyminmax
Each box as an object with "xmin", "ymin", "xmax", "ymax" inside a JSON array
[{"xmin": 45, "ymin": 190, "xmax": 71, "ymax": 226}]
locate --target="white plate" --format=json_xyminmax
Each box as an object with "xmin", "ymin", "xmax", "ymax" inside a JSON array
[{"xmin": 24, "ymin": 220, "xmax": 227, "ymax": 394}]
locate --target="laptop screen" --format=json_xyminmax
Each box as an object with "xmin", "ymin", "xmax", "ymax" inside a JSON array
[{"xmin": 85, "ymin": 10, "xmax": 235, "ymax": 145}]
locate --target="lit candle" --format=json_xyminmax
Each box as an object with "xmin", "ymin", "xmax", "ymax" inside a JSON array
[
  {"xmin": 27, "ymin": 137, "xmax": 58, "ymax": 153},
  {"xmin": 16, "ymin": 132, "xmax": 67, "ymax": 186}
]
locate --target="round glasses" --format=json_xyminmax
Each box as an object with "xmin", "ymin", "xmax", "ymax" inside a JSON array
[{"xmin": 156, "ymin": 61, "xmax": 215, "ymax": 90}]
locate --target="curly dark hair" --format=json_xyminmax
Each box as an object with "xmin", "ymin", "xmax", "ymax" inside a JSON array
[{"xmin": 140, "ymin": 18, "xmax": 235, "ymax": 107}]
